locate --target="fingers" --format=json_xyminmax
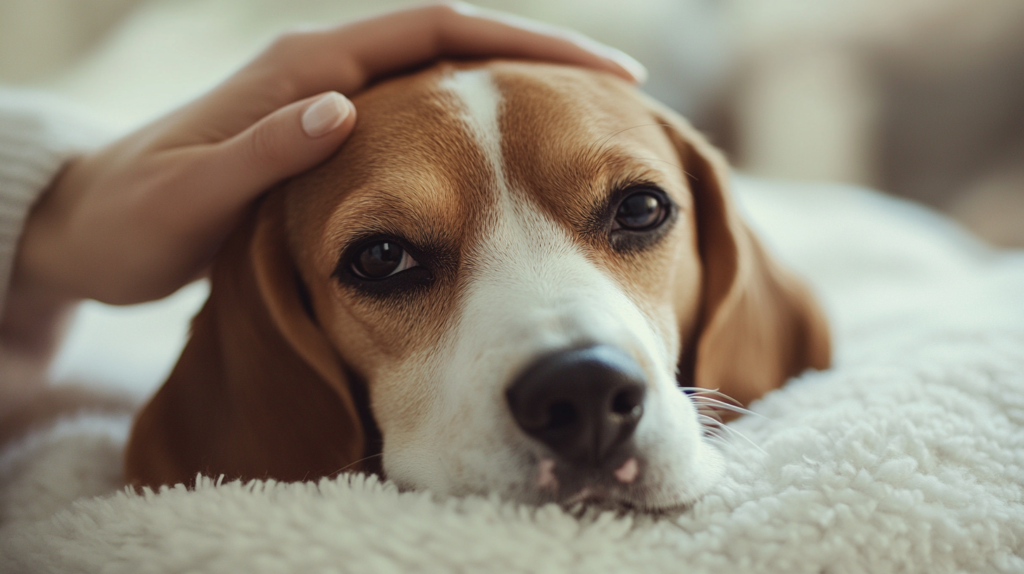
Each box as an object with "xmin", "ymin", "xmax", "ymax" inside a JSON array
[
  {"xmin": 179, "ymin": 4, "xmax": 645, "ymax": 145},
  {"xmin": 198, "ymin": 92, "xmax": 356, "ymax": 214},
  {"xmin": 440, "ymin": 3, "xmax": 647, "ymax": 81},
  {"xmin": 268, "ymin": 3, "xmax": 646, "ymax": 100}
]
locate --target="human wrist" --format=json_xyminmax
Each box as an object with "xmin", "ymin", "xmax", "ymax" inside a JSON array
[
  {"xmin": 0, "ymin": 90, "xmax": 108, "ymax": 311},
  {"xmin": 8, "ymin": 162, "xmax": 82, "ymax": 303},
  {"xmin": 0, "ymin": 162, "xmax": 83, "ymax": 359}
]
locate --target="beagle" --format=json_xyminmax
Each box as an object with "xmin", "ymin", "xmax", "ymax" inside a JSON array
[{"xmin": 125, "ymin": 61, "xmax": 830, "ymax": 510}]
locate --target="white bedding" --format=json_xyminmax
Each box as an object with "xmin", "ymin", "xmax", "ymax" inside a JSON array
[{"xmin": 2, "ymin": 178, "xmax": 1022, "ymax": 573}]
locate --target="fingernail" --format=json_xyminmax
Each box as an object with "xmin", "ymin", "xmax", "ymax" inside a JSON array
[
  {"xmin": 302, "ymin": 92, "xmax": 351, "ymax": 138},
  {"xmin": 606, "ymin": 49, "xmax": 648, "ymax": 84},
  {"xmin": 576, "ymin": 36, "xmax": 649, "ymax": 84},
  {"xmin": 453, "ymin": 3, "xmax": 649, "ymax": 85}
]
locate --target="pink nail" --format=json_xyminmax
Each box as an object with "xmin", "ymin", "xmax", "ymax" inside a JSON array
[{"xmin": 302, "ymin": 92, "xmax": 350, "ymax": 138}]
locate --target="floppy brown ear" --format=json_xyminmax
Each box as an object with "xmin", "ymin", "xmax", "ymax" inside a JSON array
[
  {"xmin": 125, "ymin": 193, "xmax": 366, "ymax": 489},
  {"xmin": 649, "ymin": 100, "xmax": 831, "ymax": 406}
]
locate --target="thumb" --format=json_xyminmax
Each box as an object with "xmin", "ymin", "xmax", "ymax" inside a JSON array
[{"xmin": 208, "ymin": 91, "xmax": 356, "ymax": 205}]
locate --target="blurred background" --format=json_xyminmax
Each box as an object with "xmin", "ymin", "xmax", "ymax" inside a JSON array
[{"xmin": 2, "ymin": 0, "xmax": 1023, "ymax": 246}]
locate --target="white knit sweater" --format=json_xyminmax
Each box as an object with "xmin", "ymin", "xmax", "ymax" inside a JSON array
[{"xmin": 0, "ymin": 89, "xmax": 107, "ymax": 313}]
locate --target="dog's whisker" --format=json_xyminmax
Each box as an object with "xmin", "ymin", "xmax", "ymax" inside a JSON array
[
  {"xmin": 697, "ymin": 414, "xmax": 726, "ymax": 436},
  {"xmin": 330, "ymin": 453, "xmax": 384, "ymax": 477},
  {"xmin": 678, "ymin": 387, "xmax": 744, "ymax": 406},
  {"xmin": 688, "ymin": 396, "xmax": 767, "ymax": 420},
  {"xmin": 691, "ymin": 400, "xmax": 758, "ymax": 418},
  {"xmin": 696, "ymin": 413, "xmax": 767, "ymax": 455},
  {"xmin": 688, "ymin": 399, "xmax": 745, "ymax": 415},
  {"xmin": 696, "ymin": 408, "xmax": 724, "ymax": 424},
  {"xmin": 704, "ymin": 421, "xmax": 767, "ymax": 456},
  {"xmin": 697, "ymin": 413, "xmax": 723, "ymax": 428},
  {"xmin": 700, "ymin": 432, "xmax": 731, "ymax": 446}
]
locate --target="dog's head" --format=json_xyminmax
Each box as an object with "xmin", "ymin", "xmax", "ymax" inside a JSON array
[{"xmin": 126, "ymin": 61, "xmax": 829, "ymax": 510}]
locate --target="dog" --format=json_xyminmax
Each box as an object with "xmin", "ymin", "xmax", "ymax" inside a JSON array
[{"xmin": 125, "ymin": 60, "xmax": 830, "ymax": 511}]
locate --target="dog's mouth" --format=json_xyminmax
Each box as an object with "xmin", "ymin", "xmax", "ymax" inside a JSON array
[{"xmin": 531, "ymin": 454, "xmax": 653, "ymax": 510}]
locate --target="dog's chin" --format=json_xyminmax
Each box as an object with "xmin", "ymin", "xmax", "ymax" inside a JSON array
[
  {"xmin": 559, "ymin": 492, "xmax": 692, "ymax": 516},
  {"xmin": 381, "ymin": 424, "xmax": 721, "ymax": 514},
  {"xmin": 525, "ymin": 483, "xmax": 695, "ymax": 515},
  {"xmin": 541, "ymin": 487, "xmax": 679, "ymax": 514},
  {"xmin": 512, "ymin": 457, "xmax": 698, "ymax": 514},
  {"xmin": 385, "ymin": 460, "xmax": 699, "ymax": 514}
]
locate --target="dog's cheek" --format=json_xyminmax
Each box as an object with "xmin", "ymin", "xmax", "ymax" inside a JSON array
[
  {"xmin": 641, "ymin": 302, "xmax": 684, "ymax": 376},
  {"xmin": 634, "ymin": 383, "xmax": 724, "ymax": 505},
  {"xmin": 431, "ymin": 350, "xmax": 537, "ymax": 496},
  {"xmin": 371, "ymin": 347, "xmax": 526, "ymax": 497},
  {"xmin": 370, "ymin": 356, "xmax": 445, "ymax": 488}
]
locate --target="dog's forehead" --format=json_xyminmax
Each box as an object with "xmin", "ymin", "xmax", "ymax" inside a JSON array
[
  {"xmin": 284, "ymin": 65, "xmax": 487, "ymax": 264},
  {"xmin": 284, "ymin": 61, "xmax": 681, "ymax": 275},
  {"xmin": 490, "ymin": 63, "xmax": 684, "ymax": 222}
]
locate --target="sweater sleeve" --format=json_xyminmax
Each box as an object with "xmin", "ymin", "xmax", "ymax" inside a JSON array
[{"xmin": 0, "ymin": 89, "xmax": 109, "ymax": 312}]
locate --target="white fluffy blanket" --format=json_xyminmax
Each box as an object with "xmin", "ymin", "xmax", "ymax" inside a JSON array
[{"xmin": 2, "ymin": 179, "xmax": 1023, "ymax": 573}]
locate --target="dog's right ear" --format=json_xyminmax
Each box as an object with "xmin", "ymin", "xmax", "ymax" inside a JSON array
[
  {"xmin": 644, "ymin": 96, "xmax": 831, "ymax": 407},
  {"xmin": 125, "ymin": 193, "xmax": 366, "ymax": 489}
]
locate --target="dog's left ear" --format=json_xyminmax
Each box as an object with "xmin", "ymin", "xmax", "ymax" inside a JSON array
[
  {"xmin": 125, "ymin": 193, "xmax": 367, "ymax": 488},
  {"xmin": 646, "ymin": 98, "xmax": 831, "ymax": 406}
]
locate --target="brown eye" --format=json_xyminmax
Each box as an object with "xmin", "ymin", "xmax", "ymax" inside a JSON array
[
  {"xmin": 614, "ymin": 192, "xmax": 667, "ymax": 230},
  {"xmin": 352, "ymin": 241, "xmax": 418, "ymax": 279}
]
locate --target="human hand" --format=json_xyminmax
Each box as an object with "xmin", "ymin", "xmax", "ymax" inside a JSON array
[{"xmin": 10, "ymin": 2, "xmax": 645, "ymax": 311}]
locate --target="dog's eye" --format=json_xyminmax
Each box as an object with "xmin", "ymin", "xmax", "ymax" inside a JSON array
[
  {"xmin": 613, "ymin": 191, "xmax": 668, "ymax": 231},
  {"xmin": 351, "ymin": 241, "xmax": 419, "ymax": 279}
]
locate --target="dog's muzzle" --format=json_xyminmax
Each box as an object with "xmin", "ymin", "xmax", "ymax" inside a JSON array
[{"xmin": 506, "ymin": 345, "xmax": 646, "ymax": 468}]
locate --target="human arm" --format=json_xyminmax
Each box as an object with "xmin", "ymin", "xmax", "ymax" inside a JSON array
[{"xmin": 0, "ymin": 3, "xmax": 645, "ymax": 360}]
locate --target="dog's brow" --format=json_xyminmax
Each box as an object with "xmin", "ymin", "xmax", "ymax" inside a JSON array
[
  {"xmin": 333, "ymin": 218, "xmax": 454, "ymax": 253},
  {"xmin": 326, "ymin": 202, "xmax": 453, "ymax": 254},
  {"xmin": 572, "ymin": 149, "xmax": 674, "ymax": 200}
]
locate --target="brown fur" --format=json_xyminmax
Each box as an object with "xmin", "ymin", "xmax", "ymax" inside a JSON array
[{"xmin": 125, "ymin": 61, "xmax": 830, "ymax": 489}]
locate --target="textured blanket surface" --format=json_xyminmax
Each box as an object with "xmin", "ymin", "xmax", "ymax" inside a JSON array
[{"xmin": 1, "ymin": 179, "xmax": 1022, "ymax": 573}]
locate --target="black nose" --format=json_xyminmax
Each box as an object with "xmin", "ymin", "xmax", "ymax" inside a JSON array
[{"xmin": 506, "ymin": 345, "xmax": 646, "ymax": 467}]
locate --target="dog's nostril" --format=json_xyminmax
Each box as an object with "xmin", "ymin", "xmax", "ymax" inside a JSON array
[
  {"xmin": 611, "ymin": 389, "xmax": 644, "ymax": 417},
  {"xmin": 506, "ymin": 345, "xmax": 647, "ymax": 467}
]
